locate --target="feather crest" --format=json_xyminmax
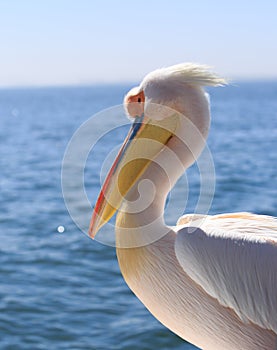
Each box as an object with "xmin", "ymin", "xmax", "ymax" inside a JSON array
[{"xmin": 141, "ymin": 63, "xmax": 227, "ymax": 89}]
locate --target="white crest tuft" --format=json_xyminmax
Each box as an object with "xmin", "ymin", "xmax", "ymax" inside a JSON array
[{"xmin": 141, "ymin": 63, "xmax": 227, "ymax": 89}]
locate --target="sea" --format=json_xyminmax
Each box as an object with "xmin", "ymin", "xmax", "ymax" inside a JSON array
[{"xmin": 0, "ymin": 82, "xmax": 276, "ymax": 350}]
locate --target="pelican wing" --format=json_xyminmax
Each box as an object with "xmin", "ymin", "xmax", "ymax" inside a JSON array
[{"xmin": 174, "ymin": 213, "xmax": 277, "ymax": 333}]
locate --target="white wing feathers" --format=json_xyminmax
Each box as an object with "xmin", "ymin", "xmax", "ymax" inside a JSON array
[{"xmin": 174, "ymin": 213, "xmax": 277, "ymax": 333}]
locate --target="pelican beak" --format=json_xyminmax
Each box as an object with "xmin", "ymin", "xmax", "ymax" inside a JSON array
[{"xmin": 89, "ymin": 113, "xmax": 179, "ymax": 238}]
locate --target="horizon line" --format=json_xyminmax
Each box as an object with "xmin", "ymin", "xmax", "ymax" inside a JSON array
[{"xmin": 0, "ymin": 77, "xmax": 277, "ymax": 90}]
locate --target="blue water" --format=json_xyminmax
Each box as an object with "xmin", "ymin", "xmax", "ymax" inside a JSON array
[{"xmin": 0, "ymin": 82, "xmax": 276, "ymax": 349}]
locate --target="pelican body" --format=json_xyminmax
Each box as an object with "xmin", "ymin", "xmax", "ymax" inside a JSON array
[{"xmin": 89, "ymin": 63, "xmax": 277, "ymax": 349}]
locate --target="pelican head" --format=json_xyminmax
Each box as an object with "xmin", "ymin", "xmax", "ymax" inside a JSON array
[{"xmin": 89, "ymin": 63, "xmax": 225, "ymax": 238}]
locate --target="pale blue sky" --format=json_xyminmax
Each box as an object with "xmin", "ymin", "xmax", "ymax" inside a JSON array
[{"xmin": 0, "ymin": 0, "xmax": 276, "ymax": 87}]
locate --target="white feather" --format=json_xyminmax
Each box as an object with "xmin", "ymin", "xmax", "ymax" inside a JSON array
[
  {"xmin": 175, "ymin": 213, "xmax": 277, "ymax": 333},
  {"xmin": 140, "ymin": 63, "xmax": 227, "ymax": 91}
]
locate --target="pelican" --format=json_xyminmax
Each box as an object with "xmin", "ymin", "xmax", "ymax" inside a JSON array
[{"xmin": 89, "ymin": 63, "xmax": 277, "ymax": 349}]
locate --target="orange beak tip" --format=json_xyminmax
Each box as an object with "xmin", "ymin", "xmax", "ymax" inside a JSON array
[
  {"xmin": 88, "ymin": 222, "xmax": 98, "ymax": 239},
  {"xmin": 88, "ymin": 215, "xmax": 97, "ymax": 239}
]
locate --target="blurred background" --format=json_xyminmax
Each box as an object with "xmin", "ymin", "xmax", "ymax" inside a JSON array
[{"xmin": 0, "ymin": 1, "xmax": 276, "ymax": 349}]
